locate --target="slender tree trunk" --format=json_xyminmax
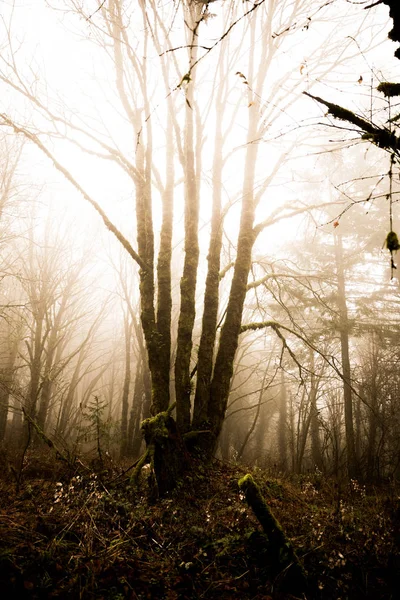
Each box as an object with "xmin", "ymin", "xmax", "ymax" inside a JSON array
[
  {"xmin": 56, "ymin": 356, "xmax": 82, "ymax": 438},
  {"xmin": 175, "ymin": 3, "xmax": 202, "ymax": 432},
  {"xmin": 253, "ymin": 396, "xmax": 271, "ymax": 467},
  {"xmin": 22, "ymin": 307, "xmax": 45, "ymax": 446},
  {"xmin": 296, "ymin": 388, "xmax": 311, "ymax": 474},
  {"xmin": 37, "ymin": 291, "xmax": 69, "ymax": 433},
  {"xmin": 10, "ymin": 396, "xmax": 23, "ymax": 449},
  {"xmin": 334, "ymin": 232, "xmax": 358, "ymax": 479},
  {"xmin": 0, "ymin": 337, "xmax": 18, "ymax": 441},
  {"xmin": 237, "ymin": 370, "xmax": 269, "ymax": 461},
  {"xmin": 0, "ymin": 371, "xmax": 11, "ymax": 442},
  {"xmin": 310, "ymin": 350, "xmax": 324, "ymax": 471},
  {"xmin": 289, "ymin": 392, "xmax": 296, "ymax": 472},
  {"xmin": 155, "ymin": 106, "xmax": 174, "ymax": 414},
  {"xmin": 207, "ymin": 10, "xmax": 275, "ymax": 452},
  {"xmin": 278, "ymin": 369, "xmax": 288, "ymax": 472},
  {"xmin": 192, "ymin": 72, "xmax": 224, "ymax": 429},
  {"xmin": 111, "ymin": 0, "xmax": 169, "ymax": 415},
  {"xmin": 0, "ymin": 369, "xmax": 12, "ymax": 442},
  {"xmin": 208, "ymin": 16, "xmax": 259, "ymax": 447},
  {"xmin": 37, "ymin": 335, "xmax": 64, "ymax": 435},
  {"xmin": 355, "ymin": 393, "xmax": 362, "ymax": 467},
  {"xmin": 120, "ymin": 315, "xmax": 132, "ymax": 458},
  {"xmin": 218, "ymin": 423, "xmax": 232, "ymax": 460},
  {"xmin": 126, "ymin": 365, "xmax": 142, "ymax": 457},
  {"xmin": 366, "ymin": 343, "xmax": 379, "ymax": 480}
]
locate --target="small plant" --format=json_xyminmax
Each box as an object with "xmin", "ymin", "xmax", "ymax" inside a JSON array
[
  {"xmin": 76, "ymin": 396, "xmax": 116, "ymax": 469},
  {"xmin": 349, "ymin": 478, "xmax": 366, "ymax": 499}
]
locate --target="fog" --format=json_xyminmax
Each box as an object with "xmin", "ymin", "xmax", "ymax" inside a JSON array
[{"xmin": 0, "ymin": 0, "xmax": 400, "ymax": 483}]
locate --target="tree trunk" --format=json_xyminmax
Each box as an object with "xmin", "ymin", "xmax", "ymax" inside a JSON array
[
  {"xmin": 295, "ymin": 387, "xmax": 311, "ymax": 474},
  {"xmin": 22, "ymin": 304, "xmax": 45, "ymax": 446},
  {"xmin": 278, "ymin": 369, "xmax": 288, "ymax": 472},
  {"xmin": 207, "ymin": 11, "xmax": 271, "ymax": 452},
  {"xmin": 120, "ymin": 315, "xmax": 132, "ymax": 458},
  {"xmin": 239, "ymin": 474, "xmax": 308, "ymax": 594},
  {"xmin": 310, "ymin": 350, "xmax": 324, "ymax": 471},
  {"xmin": 127, "ymin": 357, "xmax": 150, "ymax": 458},
  {"xmin": 142, "ymin": 408, "xmax": 189, "ymax": 497},
  {"xmin": 0, "ymin": 336, "xmax": 18, "ymax": 442},
  {"xmin": 366, "ymin": 340, "xmax": 379, "ymax": 480},
  {"xmin": 193, "ymin": 38, "xmax": 227, "ymax": 429},
  {"xmin": 175, "ymin": 3, "xmax": 202, "ymax": 432},
  {"xmin": 335, "ymin": 232, "xmax": 358, "ymax": 479}
]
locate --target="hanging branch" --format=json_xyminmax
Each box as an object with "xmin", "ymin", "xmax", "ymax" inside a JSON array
[
  {"xmin": 303, "ymin": 91, "xmax": 400, "ymax": 155},
  {"xmin": 304, "ymin": 91, "xmax": 400, "ymax": 276}
]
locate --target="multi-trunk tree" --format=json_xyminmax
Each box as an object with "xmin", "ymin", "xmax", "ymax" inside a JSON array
[{"xmin": 0, "ymin": 0, "xmax": 388, "ymax": 488}]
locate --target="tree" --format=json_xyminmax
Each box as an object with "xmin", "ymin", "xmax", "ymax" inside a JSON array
[
  {"xmin": 0, "ymin": 133, "xmax": 25, "ymax": 443},
  {"xmin": 0, "ymin": 0, "xmax": 384, "ymax": 489}
]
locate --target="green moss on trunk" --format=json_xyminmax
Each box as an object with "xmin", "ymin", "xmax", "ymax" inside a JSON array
[
  {"xmin": 142, "ymin": 410, "xmax": 189, "ymax": 496},
  {"xmin": 238, "ymin": 474, "xmax": 307, "ymax": 595}
]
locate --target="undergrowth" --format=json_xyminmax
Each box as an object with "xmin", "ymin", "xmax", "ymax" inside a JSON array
[{"xmin": 0, "ymin": 449, "xmax": 398, "ymax": 599}]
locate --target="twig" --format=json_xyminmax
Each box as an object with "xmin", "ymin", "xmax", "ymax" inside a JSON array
[
  {"xmin": 86, "ymin": 0, "xmax": 106, "ymax": 21},
  {"xmin": 22, "ymin": 408, "xmax": 74, "ymax": 467}
]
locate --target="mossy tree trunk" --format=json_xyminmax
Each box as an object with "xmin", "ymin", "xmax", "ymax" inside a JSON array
[
  {"xmin": 192, "ymin": 33, "xmax": 232, "ymax": 430},
  {"xmin": 142, "ymin": 409, "xmax": 189, "ymax": 496},
  {"xmin": 207, "ymin": 13, "xmax": 262, "ymax": 450},
  {"xmin": 174, "ymin": 2, "xmax": 202, "ymax": 433},
  {"xmin": 110, "ymin": 1, "xmax": 181, "ymax": 487},
  {"xmin": 238, "ymin": 474, "xmax": 308, "ymax": 595},
  {"xmin": 112, "ymin": 0, "xmax": 173, "ymax": 417},
  {"xmin": 0, "ymin": 339, "xmax": 18, "ymax": 442}
]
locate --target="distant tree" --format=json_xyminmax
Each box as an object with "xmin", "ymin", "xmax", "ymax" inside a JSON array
[{"xmin": 0, "ymin": 133, "xmax": 25, "ymax": 443}]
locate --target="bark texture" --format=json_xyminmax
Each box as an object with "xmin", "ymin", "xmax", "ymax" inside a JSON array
[{"xmin": 142, "ymin": 408, "xmax": 189, "ymax": 496}]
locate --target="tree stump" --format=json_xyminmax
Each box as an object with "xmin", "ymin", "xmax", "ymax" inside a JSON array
[{"xmin": 238, "ymin": 474, "xmax": 307, "ymax": 595}]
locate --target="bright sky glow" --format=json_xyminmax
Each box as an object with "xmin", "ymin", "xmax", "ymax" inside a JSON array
[{"xmin": 1, "ymin": 0, "xmax": 399, "ymax": 305}]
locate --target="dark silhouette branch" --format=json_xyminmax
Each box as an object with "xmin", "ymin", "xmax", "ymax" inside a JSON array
[{"xmin": 303, "ymin": 91, "xmax": 400, "ymax": 155}]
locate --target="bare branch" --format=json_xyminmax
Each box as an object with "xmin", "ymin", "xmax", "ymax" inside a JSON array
[{"xmin": 0, "ymin": 115, "xmax": 148, "ymax": 272}]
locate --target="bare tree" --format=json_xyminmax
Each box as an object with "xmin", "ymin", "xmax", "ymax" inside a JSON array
[{"xmin": 0, "ymin": 0, "xmax": 382, "ymax": 489}]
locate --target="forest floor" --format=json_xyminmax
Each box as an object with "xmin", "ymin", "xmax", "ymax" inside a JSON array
[{"xmin": 0, "ymin": 450, "xmax": 398, "ymax": 600}]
